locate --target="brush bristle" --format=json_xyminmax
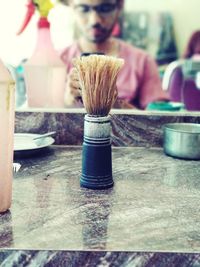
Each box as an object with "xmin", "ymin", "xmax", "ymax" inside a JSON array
[{"xmin": 74, "ymin": 55, "xmax": 124, "ymax": 116}]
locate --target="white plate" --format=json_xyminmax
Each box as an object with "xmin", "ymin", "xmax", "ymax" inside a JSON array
[{"xmin": 14, "ymin": 133, "xmax": 55, "ymax": 152}]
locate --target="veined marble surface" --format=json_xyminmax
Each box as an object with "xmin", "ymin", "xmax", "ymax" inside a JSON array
[
  {"xmin": 0, "ymin": 250, "xmax": 200, "ymax": 267},
  {"xmin": 15, "ymin": 109, "xmax": 200, "ymax": 147},
  {"xmin": 1, "ymin": 146, "xmax": 200, "ymax": 252}
]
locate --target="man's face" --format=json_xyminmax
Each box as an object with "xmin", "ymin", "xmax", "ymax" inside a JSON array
[{"xmin": 71, "ymin": 0, "xmax": 121, "ymax": 43}]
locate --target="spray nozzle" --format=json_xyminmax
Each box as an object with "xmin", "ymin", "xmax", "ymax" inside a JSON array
[
  {"xmin": 17, "ymin": 0, "xmax": 54, "ymax": 35},
  {"xmin": 17, "ymin": 0, "xmax": 35, "ymax": 35},
  {"xmin": 34, "ymin": 0, "xmax": 54, "ymax": 17}
]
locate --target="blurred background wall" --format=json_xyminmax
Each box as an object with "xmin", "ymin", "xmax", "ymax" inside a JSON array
[{"xmin": 125, "ymin": 0, "xmax": 200, "ymax": 56}]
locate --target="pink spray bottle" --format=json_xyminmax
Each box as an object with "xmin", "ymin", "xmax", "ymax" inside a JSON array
[{"xmin": 17, "ymin": 0, "xmax": 66, "ymax": 108}]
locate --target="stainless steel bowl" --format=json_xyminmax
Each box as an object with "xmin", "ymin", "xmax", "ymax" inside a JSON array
[{"xmin": 163, "ymin": 123, "xmax": 200, "ymax": 159}]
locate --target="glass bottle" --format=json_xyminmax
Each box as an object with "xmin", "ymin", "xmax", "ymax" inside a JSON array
[{"xmin": 0, "ymin": 59, "xmax": 15, "ymax": 213}]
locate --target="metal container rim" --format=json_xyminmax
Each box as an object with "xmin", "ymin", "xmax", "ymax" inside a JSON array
[{"xmin": 164, "ymin": 123, "xmax": 200, "ymax": 134}]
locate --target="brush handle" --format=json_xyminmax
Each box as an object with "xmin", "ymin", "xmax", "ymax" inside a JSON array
[{"xmin": 80, "ymin": 114, "xmax": 114, "ymax": 190}]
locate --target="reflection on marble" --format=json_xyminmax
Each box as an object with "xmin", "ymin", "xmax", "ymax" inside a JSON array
[
  {"xmin": 0, "ymin": 250, "xmax": 200, "ymax": 267},
  {"xmin": 1, "ymin": 146, "xmax": 200, "ymax": 252},
  {"xmin": 15, "ymin": 109, "xmax": 200, "ymax": 146},
  {"xmin": 0, "ymin": 212, "xmax": 13, "ymax": 248}
]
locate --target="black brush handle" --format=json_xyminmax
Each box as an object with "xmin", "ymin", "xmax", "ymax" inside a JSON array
[
  {"xmin": 80, "ymin": 114, "xmax": 114, "ymax": 190},
  {"xmin": 81, "ymin": 141, "xmax": 113, "ymax": 190}
]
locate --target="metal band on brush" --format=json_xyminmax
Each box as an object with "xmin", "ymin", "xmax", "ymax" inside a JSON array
[{"xmin": 84, "ymin": 115, "xmax": 111, "ymax": 138}]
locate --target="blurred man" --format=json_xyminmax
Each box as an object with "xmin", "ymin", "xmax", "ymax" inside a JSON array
[{"xmin": 61, "ymin": 0, "xmax": 169, "ymax": 109}]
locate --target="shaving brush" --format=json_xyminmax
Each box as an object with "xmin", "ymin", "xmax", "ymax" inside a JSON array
[{"xmin": 74, "ymin": 55, "xmax": 124, "ymax": 189}]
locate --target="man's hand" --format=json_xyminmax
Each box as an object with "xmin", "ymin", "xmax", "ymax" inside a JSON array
[
  {"xmin": 64, "ymin": 68, "xmax": 136, "ymax": 109},
  {"xmin": 64, "ymin": 68, "xmax": 82, "ymax": 106},
  {"xmin": 113, "ymin": 99, "xmax": 137, "ymax": 109}
]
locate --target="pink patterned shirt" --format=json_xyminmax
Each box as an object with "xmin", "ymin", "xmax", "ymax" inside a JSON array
[{"xmin": 61, "ymin": 39, "xmax": 169, "ymax": 109}]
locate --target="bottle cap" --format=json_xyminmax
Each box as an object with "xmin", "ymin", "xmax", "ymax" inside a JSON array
[{"xmin": 38, "ymin": 17, "xmax": 50, "ymax": 28}]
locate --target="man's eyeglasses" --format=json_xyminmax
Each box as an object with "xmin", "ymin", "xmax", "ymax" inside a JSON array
[{"xmin": 74, "ymin": 3, "xmax": 118, "ymax": 16}]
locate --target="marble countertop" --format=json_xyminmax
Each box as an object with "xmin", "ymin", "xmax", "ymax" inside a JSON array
[
  {"xmin": 15, "ymin": 109, "xmax": 200, "ymax": 147},
  {"xmin": 1, "ymin": 250, "xmax": 200, "ymax": 267},
  {"xmin": 1, "ymin": 146, "xmax": 200, "ymax": 253}
]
